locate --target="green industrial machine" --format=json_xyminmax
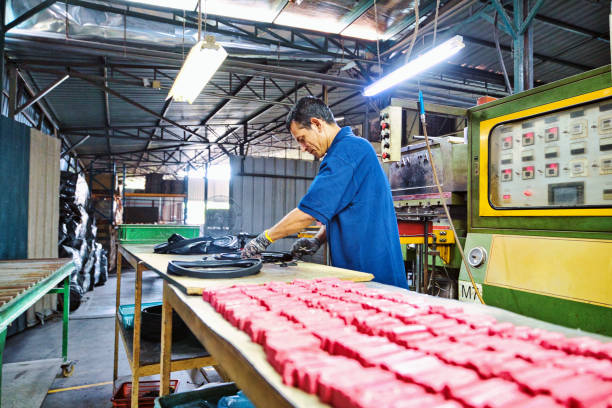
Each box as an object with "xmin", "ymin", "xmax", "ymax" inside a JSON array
[{"xmin": 459, "ymin": 65, "xmax": 612, "ymax": 336}]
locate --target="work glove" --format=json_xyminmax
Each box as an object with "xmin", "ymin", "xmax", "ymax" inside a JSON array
[
  {"xmin": 241, "ymin": 231, "xmax": 272, "ymax": 258},
  {"xmin": 291, "ymin": 237, "xmax": 321, "ymax": 259}
]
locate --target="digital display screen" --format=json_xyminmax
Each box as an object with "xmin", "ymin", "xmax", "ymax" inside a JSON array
[{"xmin": 548, "ymin": 182, "xmax": 584, "ymax": 206}]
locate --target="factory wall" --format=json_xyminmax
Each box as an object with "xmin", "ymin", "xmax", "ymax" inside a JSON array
[
  {"xmin": 0, "ymin": 118, "xmax": 61, "ymax": 334},
  {"xmin": 229, "ymin": 155, "xmax": 326, "ymax": 264}
]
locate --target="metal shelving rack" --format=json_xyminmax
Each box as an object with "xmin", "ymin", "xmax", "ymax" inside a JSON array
[{"xmin": 113, "ymin": 247, "xmax": 215, "ymax": 408}]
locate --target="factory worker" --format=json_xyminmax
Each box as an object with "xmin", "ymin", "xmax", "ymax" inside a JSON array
[{"xmin": 242, "ymin": 96, "xmax": 408, "ymax": 289}]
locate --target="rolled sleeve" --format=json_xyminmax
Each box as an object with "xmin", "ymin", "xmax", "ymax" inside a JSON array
[{"xmin": 298, "ymin": 156, "xmax": 355, "ymax": 226}]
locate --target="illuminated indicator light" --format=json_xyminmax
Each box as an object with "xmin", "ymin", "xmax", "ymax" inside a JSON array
[
  {"xmin": 524, "ymin": 132, "xmax": 534, "ymax": 139},
  {"xmin": 503, "ymin": 194, "xmax": 511, "ymax": 199},
  {"xmin": 547, "ymin": 163, "xmax": 558, "ymax": 169},
  {"xmin": 525, "ymin": 166, "xmax": 534, "ymax": 171},
  {"xmin": 523, "ymin": 190, "xmax": 533, "ymax": 197},
  {"xmin": 503, "ymin": 169, "xmax": 512, "ymax": 173},
  {"xmin": 504, "ymin": 137, "xmax": 512, "ymax": 142}
]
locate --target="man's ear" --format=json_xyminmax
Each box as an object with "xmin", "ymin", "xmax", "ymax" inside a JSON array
[{"xmin": 310, "ymin": 117, "xmax": 323, "ymax": 131}]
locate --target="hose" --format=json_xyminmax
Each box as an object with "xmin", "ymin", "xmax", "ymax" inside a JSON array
[
  {"xmin": 417, "ymin": 91, "xmax": 485, "ymax": 304},
  {"xmin": 167, "ymin": 259, "xmax": 262, "ymax": 279}
]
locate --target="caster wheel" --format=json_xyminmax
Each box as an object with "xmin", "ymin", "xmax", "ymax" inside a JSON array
[{"xmin": 61, "ymin": 362, "xmax": 75, "ymax": 377}]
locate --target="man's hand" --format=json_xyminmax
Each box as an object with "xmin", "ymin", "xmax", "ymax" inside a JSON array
[
  {"xmin": 241, "ymin": 231, "xmax": 272, "ymax": 258},
  {"xmin": 291, "ymin": 237, "xmax": 321, "ymax": 258}
]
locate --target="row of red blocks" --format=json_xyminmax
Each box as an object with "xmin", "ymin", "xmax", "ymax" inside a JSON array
[{"xmin": 202, "ymin": 279, "xmax": 612, "ymax": 408}]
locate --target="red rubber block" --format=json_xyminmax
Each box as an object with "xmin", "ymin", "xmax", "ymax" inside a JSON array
[
  {"xmin": 467, "ymin": 350, "xmax": 517, "ymax": 377},
  {"xmin": 330, "ymin": 368, "xmax": 398, "ymax": 408},
  {"xmin": 295, "ymin": 358, "xmax": 341, "ymax": 394},
  {"xmin": 553, "ymin": 355, "xmax": 612, "ymax": 380},
  {"xmin": 488, "ymin": 357, "xmax": 532, "ymax": 381},
  {"xmin": 315, "ymin": 362, "xmax": 382, "ymax": 403},
  {"xmin": 370, "ymin": 349, "xmax": 425, "ymax": 370},
  {"xmin": 451, "ymin": 378, "xmax": 526, "ymax": 408},
  {"xmin": 487, "ymin": 322, "xmax": 516, "ymax": 337},
  {"xmin": 516, "ymin": 347, "xmax": 567, "ymax": 364},
  {"xmin": 443, "ymin": 325, "xmax": 481, "ymax": 341},
  {"xmin": 452, "ymin": 313, "xmax": 497, "ymax": 329},
  {"xmin": 388, "ymin": 355, "xmax": 446, "ymax": 381},
  {"xmin": 548, "ymin": 374, "xmax": 612, "ymax": 408},
  {"xmin": 510, "ymin": 366, "xmax": 575, "ymax": 394},
  {"xmin": 435, "ymin": 345, "xmax": 482, "ymax": 367},
  {"xmin": 263, "ymin": 331, "xmax": 321, "ymax": 362},
  {"xmin": 499, "ymin": 395, "xmax": 565, "ymax": 408},
  {"xmin": 331, "ymin": 335, "xmax": 390, "ymax": 359},
  {"xmin": 394, "ymin": 331, "xmax": 436, "ymax": 348},
  {"xmin": 349, "ymin": 380, "xmax": 428, "ymax": 408},
  {"xmin": 536, "ymin": 332, "xmax": 567, "ymax": 349},
  {"xmin": 561, "ymin": 337, "xmax": 604, "ymax": 357},
  {"xmin": 413, "ymin": 364, "xmax": 480, "ymax": 395},
  {"xmin": 380, "ymin": 324, "xmax": 429, "ymax": 342},
  {"xmin": 312, "ymin": 327, "xmax": 359, "ymax": 352},
  {"xmin": 354, "ymin": 342, "xmax": 405, "ymax": 367},
  {"xmin": 390, "ymin": 395, "xmax": 464, "ymax": 408}
]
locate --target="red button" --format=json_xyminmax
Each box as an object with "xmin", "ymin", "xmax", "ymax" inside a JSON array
[{"xmin": 523, "ymin": 190, "xmax": 532, "ymax": 197}]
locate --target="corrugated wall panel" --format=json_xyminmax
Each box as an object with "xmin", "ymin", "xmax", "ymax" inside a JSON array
[
  {"xmin": 27, "ymin": 128, "xmax": 60, "ymax": 323},
  {"xmin": 229, "ymin": 155, "xmax": 325, "ymax": 263},
  {"xmin": 0, "ymin": 115, "xmax": 30, "ymax": 260}
]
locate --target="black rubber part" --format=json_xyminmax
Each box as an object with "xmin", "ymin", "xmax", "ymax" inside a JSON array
[
  {"xmin": 141, "ymin": 305, "xmax": 190, "ymax": 342},
  {"xmin": 214, "ymin": 251, "xmax": 293, "ymax": 263},
  {"xmin": 167, "ymin": 259, "xmax": 262, "ymax": 279}
]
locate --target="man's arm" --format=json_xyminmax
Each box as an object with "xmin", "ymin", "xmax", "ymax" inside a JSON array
[
  {"xmin": 315, "ymin": 225, "xmax": 326, "ymax": 243},
  {"xmin": 267, "ymin": 208, "xmax": 315, "ymax": 241}
]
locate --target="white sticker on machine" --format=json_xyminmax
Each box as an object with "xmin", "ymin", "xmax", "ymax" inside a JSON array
[{"xmin": 459, "ymin": 281, "xmax": 483, "ymax": 303}]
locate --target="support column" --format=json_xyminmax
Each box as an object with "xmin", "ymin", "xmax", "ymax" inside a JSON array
[{"xmin": 513, "ymin": 0, "xmax": 524, "ymax": 93}]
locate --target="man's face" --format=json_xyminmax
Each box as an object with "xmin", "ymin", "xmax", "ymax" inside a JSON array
[{"xmin": 290, "ymin": 119, "xmax": 326, "ymax": 159}]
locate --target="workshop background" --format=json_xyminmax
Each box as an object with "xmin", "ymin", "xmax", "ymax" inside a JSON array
[{"xmin": 0, "ymin": 0, "xmax": 611, "ymax": 407}]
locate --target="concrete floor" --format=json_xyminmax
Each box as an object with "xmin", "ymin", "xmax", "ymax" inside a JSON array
[{"xmin": 4, "ymin": 270, "xmax": 206, "ymax": 408}]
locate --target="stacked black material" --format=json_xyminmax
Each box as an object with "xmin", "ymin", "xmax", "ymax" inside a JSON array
[
  {"xmin": 154, "ymin": 234, "xmax": 242, "ymax": 255},
  {"xmin": 59, "ymin": 171, "xmax": 108, "ymax": 311}
]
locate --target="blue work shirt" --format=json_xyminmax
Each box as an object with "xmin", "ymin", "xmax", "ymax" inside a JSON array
[{"xmin": 298, "ymin": 127, "xmax": 408, "ymax": 289}]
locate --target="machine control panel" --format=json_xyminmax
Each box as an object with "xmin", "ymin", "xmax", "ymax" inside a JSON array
[
  {"xmin": 489, "ymin": 98, "xmax": 612, "ymax": 208},
  {"xmin": 379, "ymin": 106, "xmax": 403, "ymax": 162}
]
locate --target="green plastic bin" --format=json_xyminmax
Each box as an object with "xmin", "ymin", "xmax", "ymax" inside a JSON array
[
  {"xmin": 154, "ymin": 382, "xmax": 239, "ymax": 408},
  {"xmin": 119, "ymin": 224, "xmax": 200, "ymax": 245}
]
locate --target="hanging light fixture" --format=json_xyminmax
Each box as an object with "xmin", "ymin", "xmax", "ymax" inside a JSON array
[
  {"xmin": 167, "ymin": 0, "xmax": 227, "ymax": 104},
  {"xmin": 363, "ymin": 35, "xmax": 465, "ymax": 97}
]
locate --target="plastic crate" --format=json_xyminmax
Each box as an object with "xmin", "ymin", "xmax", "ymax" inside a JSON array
[
  {"xmin": 155, "ymin": 382, "xmax": 238, "ymax": 408},
  {"xmin": 118, "ymin": 301, "xmax": 162, "ymax": 329},
  {"xmin": 112, "ymin": 380, "xmax": 179, "ymax": 408}
]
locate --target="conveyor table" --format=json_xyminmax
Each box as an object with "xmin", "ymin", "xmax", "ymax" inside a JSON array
[{"xmin": 0, "ymin": 258, "xmax": 74, "ymax": 405}]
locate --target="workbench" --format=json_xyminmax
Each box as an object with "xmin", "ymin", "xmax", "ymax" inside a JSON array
[
  {"xmin": 0, "ymin": 258, "xmax": 74, "ymax": 405},
  {"xmin": 159, "ymin": 280, "xmax": 612, "ymax": 408},
  {"xmin": 116, "ymin": 244, "xmax": 373, "ymax": 407}
]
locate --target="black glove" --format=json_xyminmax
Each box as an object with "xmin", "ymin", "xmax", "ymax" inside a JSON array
[
  {"xmin": 241, "ymin": 231, "xmax": 272, "ymax": 258},
  {"xmin": 291, "ymin": 237, "xmax": 321, "ymax": 258}
]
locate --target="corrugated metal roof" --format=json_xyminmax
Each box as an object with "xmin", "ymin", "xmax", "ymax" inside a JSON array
[{"xmin": 4, "ymin": 0, "xmax": 610, "ymax": 173}]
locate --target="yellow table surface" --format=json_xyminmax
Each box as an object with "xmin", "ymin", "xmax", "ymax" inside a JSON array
[{"xmin": 120, "ymin": 244, "xmax": 374, "ymax": 295}]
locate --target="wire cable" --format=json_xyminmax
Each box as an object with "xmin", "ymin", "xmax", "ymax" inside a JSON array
[
  {"xmin": 432, "ymin": 0, "xmax": 440, "ymax": 46},
  {"xmin": 405, "ymin": 0, "xmax": 420, "ymax": 61},
  {"xmin": 494, "ymin": 12, "xmax": 513, "ymax": 94},
  {"xmin": 417, "ymin": 91, "xmax": 485, "ymax": 304}
]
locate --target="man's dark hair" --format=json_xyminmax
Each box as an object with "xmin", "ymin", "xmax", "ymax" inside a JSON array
[{"xmin": 285, "ymin": 96, "xmax": 336, "ymax": 132}]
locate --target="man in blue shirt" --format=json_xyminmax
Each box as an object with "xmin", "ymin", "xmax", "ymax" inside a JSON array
[{"xmin": 242, "ymin": 97, "xmax": 407, "ymax": 288}]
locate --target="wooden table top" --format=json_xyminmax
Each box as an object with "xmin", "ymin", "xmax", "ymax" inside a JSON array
[
  {"xmin": 120, "ymin": 244, "xmax": 374, "ymax": 295},
  {"xmin": 168, "ymin": 284, "xmax": 330, "ymax": 408}
]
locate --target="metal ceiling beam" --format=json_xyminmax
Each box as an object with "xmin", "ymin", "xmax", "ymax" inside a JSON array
[
  {"xmin": 490, "ymin": 0, "xmax": 609, "ymax": 43},
  {"xmin": 16, "ymin": 69, "xmax": 60, "ymax": 129},
  {"xmin": 64, "ymin": 0, "xmax": 373, "ymax": 62},
  {"xmin": 14, "ymin": 74, "xmax": 68, "ymax": 116},
  {"xmin": 200, "ymin": 75, "xmax": 253, "ymax": 125},
  {"xmin": 461, "ymin": 35, "xmax": 594, "ymax": 72}
]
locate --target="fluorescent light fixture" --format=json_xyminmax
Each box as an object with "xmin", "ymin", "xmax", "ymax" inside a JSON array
[
  {"xmin": 363, "ymin": 35, "xmax": 465, "ymax": 97},
  {"xmin": 167, "ymin": 35, "xmax": 227, "ymax": 104}
]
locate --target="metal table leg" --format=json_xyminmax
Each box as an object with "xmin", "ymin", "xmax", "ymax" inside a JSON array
[
  {"xmin": 50, "ymin": 276, "xmax": 73, "ymax": 377},
  {"xmin": 0, "ymin": 328, "xmax": 6, "ymax": 406}
]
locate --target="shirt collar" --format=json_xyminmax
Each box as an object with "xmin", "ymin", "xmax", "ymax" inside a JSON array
[{"xmin": 328, "ymin": 126, "xmax": 352, "ymax": 152}]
